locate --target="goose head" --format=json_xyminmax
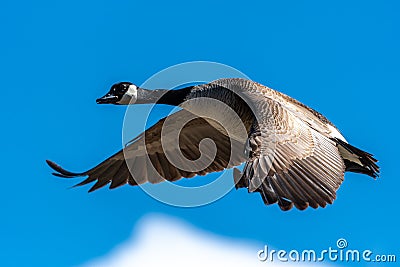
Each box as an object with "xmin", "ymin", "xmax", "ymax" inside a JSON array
[{"xmin": 96, "ymin": 82, "xmax": 138, "ymax": 105}]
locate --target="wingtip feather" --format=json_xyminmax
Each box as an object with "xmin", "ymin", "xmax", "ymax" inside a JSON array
[{"xmin": 46, "ymin": 159, "xmax": 84, "ymax": 178}]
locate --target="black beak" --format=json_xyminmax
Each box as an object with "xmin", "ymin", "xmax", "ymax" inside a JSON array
[{"xmin": 96, "ymin": 94, "xmax": 118, "ymax": 104}]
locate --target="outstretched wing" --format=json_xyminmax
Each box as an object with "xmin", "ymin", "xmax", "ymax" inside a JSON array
[
  {"xmin": 47, "ymin": 110, "xmax": 246, "ymax": 192},
  {"xmin": 229, "ymin": 79, "xmax": 346, "ymax": 211}
]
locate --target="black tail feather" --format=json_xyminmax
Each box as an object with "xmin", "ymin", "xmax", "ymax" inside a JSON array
[{"xmin": 333, "ymin": 138, "xmax": 380, "ymax": 178}]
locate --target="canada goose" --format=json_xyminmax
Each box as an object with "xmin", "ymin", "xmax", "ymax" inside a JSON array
[{"xmin": 47, "ymin": 78, "xmax": 379, "ymax": 211}]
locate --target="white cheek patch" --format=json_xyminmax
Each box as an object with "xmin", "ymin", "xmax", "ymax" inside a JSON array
[
  {"xmin": 126, "ymin": 84, "xmax": 137, "ymax": 98},
  {"xmin": 118, "ymin": 84, "xmax": 138, "ymax": 104}
]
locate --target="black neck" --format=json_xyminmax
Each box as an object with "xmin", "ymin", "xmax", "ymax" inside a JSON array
[{"xmin": 136, "ymin": 86, "xmax": 194, "ymax": 106}]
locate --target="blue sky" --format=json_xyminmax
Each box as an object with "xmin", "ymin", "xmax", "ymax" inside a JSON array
[{"xmin": 1, "ymin": 0, "xmax": 399, "ymax": 266}]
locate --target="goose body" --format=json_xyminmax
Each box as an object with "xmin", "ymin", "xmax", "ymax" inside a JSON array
[{"xmin": 47, "ymin": 78, "xmax": 379, "ymax": 211}]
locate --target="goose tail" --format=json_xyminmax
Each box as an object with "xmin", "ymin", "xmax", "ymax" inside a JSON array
[{"xmin": 333, "ymin": 138, "xmax": 380, "ymax": 178}]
